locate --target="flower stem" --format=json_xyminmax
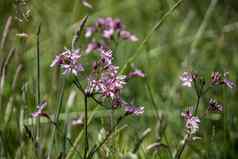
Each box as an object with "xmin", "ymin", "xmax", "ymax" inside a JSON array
[
  {"xmin": 175, "ymin": 135, "xmax": 188, "ymax": 159},
  {"xmin": 84, "ymin": 96, "xmax": 89, "ymax": 159},
  {"xmin": 87, "ymin": 113, "xmax": 128, "ymax": 159}
]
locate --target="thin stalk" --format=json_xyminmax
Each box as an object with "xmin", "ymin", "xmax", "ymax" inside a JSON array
[
  {"xmin": 36, "ymin": 24, "xmax": 41, "ymax": 156},
  {"xmin": 87, "ymin": 113, "xmax": 129, "ymax": 159},
  {"xmin": 175, "ymin": 135, "xmax": 188, "ymax": 159},
  {"xmin": 49, "ymin": 120, "xmax": 82, "ymax": 159},
  {"xmin": 84, "ymin": 96, "xmax": 89, "ymax": 159},
  {"xmin": 194, "ymin": 95, "xmax": 201, "ymax": 116},
  {"xmin": 47, "ymin": 78, "xmax": 65, "ymax": 159}
]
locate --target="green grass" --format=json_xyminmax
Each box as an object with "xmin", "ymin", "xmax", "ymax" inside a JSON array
[{"xmin": 0, "ymin": 0, "xmax": 238, "ymax": 159}]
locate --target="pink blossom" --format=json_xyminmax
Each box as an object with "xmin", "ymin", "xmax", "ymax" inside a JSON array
[
  {"xmin": 211, "ymin": 72, "xmax": 235, "ymax": 89},
  {"xmin": 50, "ymin": 49, "xmax": 84, "ymax": 76},
  {"xmin": 128, "ymin": 70, "xmax": 145, "ymax": 78},
  {"xmin": 119, "ymin": 30, "xmax": 138, "ymax": 42},
  {"xmin": 181, "ymin": 110, "xmax": 200, "ymax": 134},
  {"xmin": 85, "ymin": 26, "xmax": 96, "ymax": 38},
  {"xmin": 32, "ymin": 100, "xmax": 48, "ymax": 118},
  {"xmin": 180, "ymin": 72, "xmax": 193, "ymax": 87},
  {"xmin": 124, "ymin": 105, "xmax": 144, "ymax": 115},
  {"xmin": 85, "ymin": 17, "xmax": 138, "ymax": 42},
  {"xmin": 223, "ymin": 72, "xmax": 236, "ymax": 89}
]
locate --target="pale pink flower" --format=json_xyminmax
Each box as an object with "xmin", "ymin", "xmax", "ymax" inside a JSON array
[
  {"xmin": 50, "ymin": 49, "xmax": 84, "ymax": 76},
  {"xmin": 180, "ymin": 72, "xmax": 193, "ymax": 87},
  {"xmin": 119, "ymin": 30, "xmax": 138, "ymax": 42},
  {"xmin": 128, "ymin": 70, "xmax": 145, "ymax": 78},
  {"xmin": 181, "ymin": 110, "xmax": 200, "ymax": 134},
  {"xmin": 32, "ymin": 100, "xmax": 48, "ymax": 118}
]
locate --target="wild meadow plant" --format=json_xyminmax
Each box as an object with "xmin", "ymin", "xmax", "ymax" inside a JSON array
[
  {"xmin": 2, "ymin": 0, "xmax": 237, "ymax": 159},
  {"xmin": 30, "ymin": 15, "xmax": 236, "ymax": 159},
  {"xmin": 32, "ymin": 16, "xmax": 144, "ymax": 159}
]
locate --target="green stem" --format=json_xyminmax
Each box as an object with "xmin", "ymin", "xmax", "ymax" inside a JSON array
[
  {"xmin": 84, "ymin": 96, "xmax": 89, "ymax": 159},
  {"xmin": 36, "ymin": 24, "xmax": 41, "ymax": 157},
  {"xmin": 87, "ymin": 113, "xmax": 128, "ymax": 159}
]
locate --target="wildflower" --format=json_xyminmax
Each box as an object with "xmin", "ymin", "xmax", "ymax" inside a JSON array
[
  {"xmin": 211, "ymin": 72, "xmax": 222, "ymax": 85},
  {"xmin": 85, "ymin": 17, "xmax": 138, "ymax": 42},
  {"xmin": 32, "ymin": 100, "xmax": 49, "ymax": 118},
  {"xmin": 119, "ymin": 30, "xmax": 138, "ymax": 42},
  {"xmin": 50, "ymin": 49, "xmax": 84, "ymax": 76},
  {"xmin": 208, "ymin": 99, "xmax": 223, "ymax": 113},
  {"xmin": 223, "ymin": 72, "xmax": 236, "ymax": 89},
  {"xmin": 128, "ymin": 69, "xmax": 145, "ymax": 78},
  {"xmin": 112, "ymin": 98, "xmax": 144, "ymax": 115},
  {"xmin": 100, "ymin": 49, "xmax": 113, "ymax": 66},
  {"xmin": 85, "ymin": 26, "xmax": 96, "ymax": 38},
  {"xmin": 181, "ymin": 110, "xmax": 200, "ymax": 134},
  {"xmin": 124, "ymin": 105, "xmax": 144, "ymax": 115},
  {"xmin": 180, "ymin": 72, "xmax": 193, "ymax": 87},
  {"xmin": 210, "ymin": 72, "xmax": 235, "ymax": 89}
]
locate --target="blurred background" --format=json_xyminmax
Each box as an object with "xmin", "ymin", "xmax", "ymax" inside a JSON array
[{"xmin": 0, "ymin": 0, "xmax": 238, "ymax": 158}]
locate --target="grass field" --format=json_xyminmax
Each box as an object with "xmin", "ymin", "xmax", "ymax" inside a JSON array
[{"xmin": 0, "ymin": 0, "xmax": 238, "ymax": 159}]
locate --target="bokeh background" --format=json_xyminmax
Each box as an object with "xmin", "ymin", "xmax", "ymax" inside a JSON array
[{"xmin": 0, "ymin": 0, "xmax": 238, "ymax": 158}]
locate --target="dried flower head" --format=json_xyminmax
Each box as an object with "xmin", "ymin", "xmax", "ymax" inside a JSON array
[{"xmin": 208, "ymin": 99, "xmax": 223, "ymax": 113}]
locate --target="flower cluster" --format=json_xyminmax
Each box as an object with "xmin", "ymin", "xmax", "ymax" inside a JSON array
[
  {"xmin": 50, "ymin": 49, "xmax": 84, "ymax": 76},
  {"xmin": 86, "ymin": 48, "xmax": 144, "ymax": 115},
  {"xmin": 211, "ymin": 72, "xmax": 235, "ymax": 88},
  {"xmin": 85, "ymin": 17, "xmax": 138, "ymax": 42},
  {"xmin": 179, "ymin": 71, "xmax": 235, "ymax": 136},
  {"xmin": 180, "ymin": 71, "xmax": 235, "ymax": 89},
  {"xmin": 181, "ymin": 110, "xmax": 200, "ymax": 134},
  {"xmin": 49, "ymin": 17, "xmax": 143, "ymax": 116}
]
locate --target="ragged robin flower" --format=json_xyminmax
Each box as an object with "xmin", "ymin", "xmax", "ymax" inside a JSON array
[{"xmin": 50, "ymin": 48, "xmax": 84, "ymax": 76}]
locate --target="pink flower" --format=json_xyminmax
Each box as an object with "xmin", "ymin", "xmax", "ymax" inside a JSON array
[
  {"xmin": 85, "ymin": 17, "xmax": 138, "ymax": 42},
  {"xmin": 85, "ymin": 26, "xmax": 96, "ymax": 38},
  {"xmin": 124, "ymin": 105, "xmax": 144, "ymax": 115},
  {"xmin": 223, "ymin": 72, "xmax": 236, "ymax": 89},
  {"xmin": 181, "ymin": 110, "xmax": 200, "ymax": 134},
  {"xmin": 119, "ymin": 30, "xmax": 138, "ymax": 42},
  {"xmin": 100, "ymin": 49, "xmax": 113, "ymax": 66},
  {"xmin": 50, "ymin": 49, "xmax": 84, "ymax": 76},
  {"xmin": 32, "ymin": 100, "xmax": 49, "ymax": 118},
  {"xmin": 180, "ymin": 72, "xmax": 193, "ymax": 87},
  {"xmin": 128, "ymin": 70, "xmax": 145, "ymax": 78},
  {"xmin": 211, "ymin": 72, "xmax": 235, "ymax": 89}
]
